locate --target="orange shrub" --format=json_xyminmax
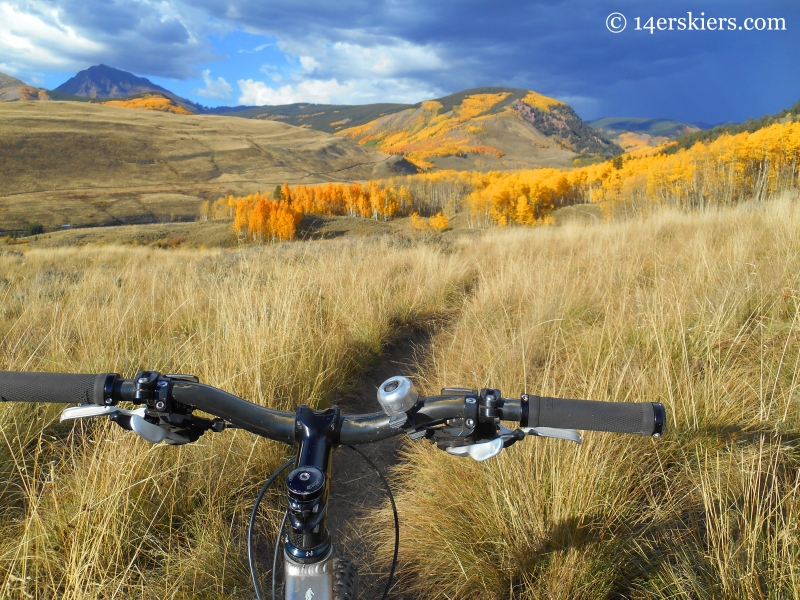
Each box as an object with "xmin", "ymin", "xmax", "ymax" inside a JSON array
[{"xmin": 429, "ymin": 212, "xmax": 449, "ymax": 230}]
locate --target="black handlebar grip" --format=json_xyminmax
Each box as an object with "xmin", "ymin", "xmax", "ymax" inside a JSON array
[
  {"xmin": 0, "ymin": 371, "xmax": 112, "ymax": 405},
  {"xmin": 525, "ymin": 395, "xmax": 666, "ymax": 437}
]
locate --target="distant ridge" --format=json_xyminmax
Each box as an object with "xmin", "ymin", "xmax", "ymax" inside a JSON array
[
  {"xmin": 39, "ymin": 64, "xmax": 621, "ymax": 170},
  {"xmin": 589, "ymin": 117, "xmax": 700, "ymax": 138},
  {"xmin": 589, "ymin": 117, "xmax": 701, "ymax": 154},
  {"xmin": 0, "ymin": 71, "xmax": 26, "ymax": 88},
  {"xmin": 217, "ymin": 87, "xmax": 621, "ymax": 170},
  {"xmin": 54, "ymin": 64, "xmax": 199, "ymax": 111},
  {"xmin": 0, "ymin": 70, "xmax": 49, "ymax": 101}
]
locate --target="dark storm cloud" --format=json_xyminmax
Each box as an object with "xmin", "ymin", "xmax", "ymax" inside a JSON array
[
  {"xmin": 1, "ymin": 0, "xmax": 216, "ymax": 78},
  {"xmin": 191, "ymin": 0, "xmax": 800, "ymax": 120},
  {"xmin": 3, "ymin": 0, "xmax": 798, "ymax": 120}
]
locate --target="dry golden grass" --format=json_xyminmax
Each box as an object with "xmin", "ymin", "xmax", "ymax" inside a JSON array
[
  {"xmin": 0, "ymin": 238, "xmax": 472, "ymax": 599},
  {"xmin": 369, "ymin": 196, "xmax": 800, "ymax": 598},
  {"xmin": 1, "ymin": 195, "xmax": 799, "ymax": 599}
]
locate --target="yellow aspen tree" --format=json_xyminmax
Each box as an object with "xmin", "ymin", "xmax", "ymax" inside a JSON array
[{"xmin": 514, "ymin": 196, "xmax": 534, "ymax": 225}]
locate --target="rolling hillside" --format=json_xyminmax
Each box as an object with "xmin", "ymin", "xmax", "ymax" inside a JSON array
[
  {"xmin": 0, "ymin": 71, "xmax": 49, "ymax": 101},
  {"xmin": 232, "ymin": 87, "xmax": 622, "ymax": 170},
  {"xmin": 0, "ymin": 101, "xmax": 415, "ymax": 233},
  {"xmin": 589, "ymin": 117, "xmax": 701, "ymax": 154},
  {"xmin": 218, "ymin": 101, "xmax": 411, "ymax": 133},
  {"xmin": 336, "ymin": 88, "xmax": 622, "ymax": 169},
  {"xmin": 5, "ymin": 65, "xmax": 621, "ymax": 172}
]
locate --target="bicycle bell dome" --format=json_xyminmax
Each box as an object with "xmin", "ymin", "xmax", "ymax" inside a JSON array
[{"xmin": 377, "ymin": 376, "xmax": 418, "ymax": 423}]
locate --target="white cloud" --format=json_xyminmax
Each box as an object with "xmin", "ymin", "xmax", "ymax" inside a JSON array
[
  {"xmin": 197, "ymin": 69, "xmax": 232, "ymax": 99},
  {"xmin": 0, "ymin": 62, "xmax": 20, "ymax": 75},
  {"xmin": 299, "ymin": 55, "xmax": 318, "ymax": 73},
  {"xmin": 0, "ymin": 0, "xmax": 216, "ymax": 78},
  {"xmin": 234, "ymin": 36, "xmax": 447, "ymax": 105},
  {"xmin": 0, "ymin": 2, "xmax": 103, "ymax": 69},
  {"xmin": 237, "ymin": 72, "xmax": 443, "ymax": 106},
  {"xmin": 239, "ymin": 41, "xmax": 273, "ymax": 54},
  {"xmin": 237, "ymin": 78, "xmax": 351, "ymax": 105},
  {"xmin": 278, "ymin": 37, "xmax": 445, "ymax": 81}
]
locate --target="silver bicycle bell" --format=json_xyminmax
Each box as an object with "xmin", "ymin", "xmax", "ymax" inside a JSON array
[{"xmin": 377, "ymin": 376, "xmax": 418, "ymax": 428}]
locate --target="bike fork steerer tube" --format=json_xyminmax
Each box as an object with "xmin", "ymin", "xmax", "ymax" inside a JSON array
[{"xmin": 283, "ymin": 405, "xmax": 340, "ymax": 599}]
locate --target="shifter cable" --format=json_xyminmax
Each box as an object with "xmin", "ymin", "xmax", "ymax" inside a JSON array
[{"xmin": 248, "ymin": 456, "xmax": 295, "ymax": 600}]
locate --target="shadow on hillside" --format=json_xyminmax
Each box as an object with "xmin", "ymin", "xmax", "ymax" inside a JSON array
[{"xmin": 296, "ymin": 214, "xmax": 346, "ymax": 240}]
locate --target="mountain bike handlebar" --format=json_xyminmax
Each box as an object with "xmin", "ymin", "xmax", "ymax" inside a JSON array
[
  {"xmin": 0, "ymin": 371, "xmax": 112, "ymax": 405},
  {"xmin": 0, "ymin": 369, "xmax": 666, "ymax": 600},
  {"xmin": 0, "ymin": 371, "xmax": 666, "ymax": 443}
]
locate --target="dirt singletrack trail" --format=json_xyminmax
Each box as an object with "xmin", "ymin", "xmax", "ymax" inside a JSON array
[{"xmin": 326, "ymin": 326, "xmax": 431, "ymax": 599}]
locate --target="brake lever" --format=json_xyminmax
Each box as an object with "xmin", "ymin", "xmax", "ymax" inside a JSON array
[
  {"xmin": 61, "ymin": 404, "xmax": 145, "ymax": 421},
  {"xmin": 445, "ymin": 425, "xmax": 521, "ymax": 461},
  {"xmin": 445, "ymin": 423, "xmax": 583, "ymax": 462},
  {"xmin": 446, "ymin": 437, "xmax": 504, "ymax": 461},
  {"xmin": 60, "ymin": 404, "xmax": 192, "ymax": 445},
  {"xmin": 522, "ymin": 426, "xmax": 583, "ymax": 445}
]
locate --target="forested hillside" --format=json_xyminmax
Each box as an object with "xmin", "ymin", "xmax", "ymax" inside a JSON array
[{"xmin": 213, "ymin": 117, "xmax": 800, "ymax": 242}]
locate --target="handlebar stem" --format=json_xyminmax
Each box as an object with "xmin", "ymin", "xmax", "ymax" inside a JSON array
[{"xmin": 284, "ymin": 405, "xmax": 340, "ymax": 563}]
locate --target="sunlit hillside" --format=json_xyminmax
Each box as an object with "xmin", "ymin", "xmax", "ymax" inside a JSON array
[
  {"xmin": 202, "ymin": 118, "xmax": 800, "ymax": 242},
  {"xmin": 0, "ymin": 101, "xmax": 413, "ymax": 235},
  {"xmin": 336, "ymin": 88, "xmax": 619, "ymax": 170},
  {"xmin": 0, "ymin": 70, "xmax": 49, "ymax": 101},
  {"xmin": 101, "ymin": 93, "xmax": 194, "ymax": 115}
]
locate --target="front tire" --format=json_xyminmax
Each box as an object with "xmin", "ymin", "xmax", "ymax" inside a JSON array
[{"xmin": 332, "ymin": 558, "xmax": 359, "ymax": 600}]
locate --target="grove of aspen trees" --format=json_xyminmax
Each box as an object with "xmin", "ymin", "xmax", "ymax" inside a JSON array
[{"xmin": 200, "ymin": 120, "xmax": 800, "ymax": 241}]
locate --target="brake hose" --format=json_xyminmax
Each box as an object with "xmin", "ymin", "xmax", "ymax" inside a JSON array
[
  {"xmin": 272, "ymin": 509, "xmax": 288, "ymax": 600},
  {"xmin": 248, "ymin": 455, "xmax": 295, "ymax": 600},
  {"xmin": 343, "ymin": 445, "xmax": 399, "ymax": 600}
]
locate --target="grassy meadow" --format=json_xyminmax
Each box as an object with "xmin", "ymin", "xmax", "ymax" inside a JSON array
[
  {"xmin": 373, "ymin": 196, "xmax": 800, "ymax": 599},
  {"xmin": 1, "ymin": 194, "xmax": 799, "ymax": 598},
  {"xmin": 0, "ymin": 238, "xmax": 471, "ymax": 599}
]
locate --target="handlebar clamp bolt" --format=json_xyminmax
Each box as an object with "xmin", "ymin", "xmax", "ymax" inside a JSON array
[
  {"xmin": 155, "ymin": 400, "xmax": 166, "ymax": 411},
  {"xmin": 466, "ymin": 418, "xmax": 475, "ymax": 428}
]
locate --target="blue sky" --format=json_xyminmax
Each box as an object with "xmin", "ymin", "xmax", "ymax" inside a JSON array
[{"xmin": 0, "ymin": 0, "xmax": 797, "ymax": 123}]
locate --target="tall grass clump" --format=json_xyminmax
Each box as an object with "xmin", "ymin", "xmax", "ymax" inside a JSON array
[
  {"xmin": 371, "ymin": 196, "xmax": 800, "ymax": 598},
  {"xmin": 0, "ymin": 237, "xmax": 472, "ymax": 599}
]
